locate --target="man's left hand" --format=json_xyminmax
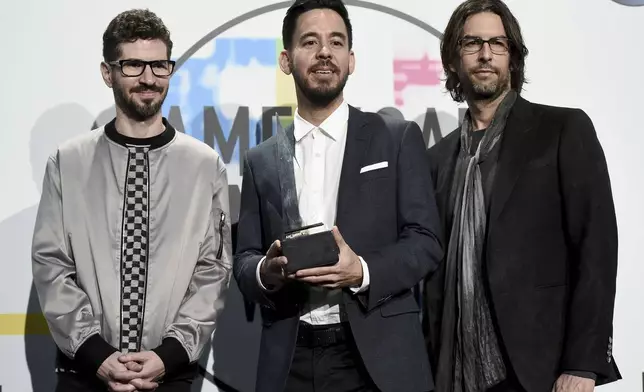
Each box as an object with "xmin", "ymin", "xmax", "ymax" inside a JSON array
[
  {"xmin": 552, "ymin": 374, "xmax": 595, "ymax": 392},
  {"xmin": 291, "ymin": 226, "xmax": 363, "ymax": 289},
  {"xmin": 111, "ymin": 351, "xmax": 166, "ymax": 391}
]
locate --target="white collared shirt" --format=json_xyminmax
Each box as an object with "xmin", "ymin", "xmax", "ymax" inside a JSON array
[{"xmin": 256, "ymin": 99, "xmax": 370, "ymax": 325}]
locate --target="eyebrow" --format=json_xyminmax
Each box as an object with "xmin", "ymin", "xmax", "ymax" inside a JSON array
[
  {"xmin": 299, "ymin": 31, "xmax": 347, "ymax": 41},
  {"xmin": 461, "ymin": 34, "xmax": 508, "ymax": 39},
  {"xmin": 119, "ymin": 58, "xmax": 169, "ymax": 62}
]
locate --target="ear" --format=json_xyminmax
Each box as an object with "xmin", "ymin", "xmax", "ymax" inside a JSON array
[
  {"xmin": 348, "ymin": 50, "xmax": 355, "ymax": 75},
  {"xmin": 100, "ymin": 62, "xmax": 113, "ymax": 88},
  {"xmin": 279, "ymin": 50, "xmax": 292, "ymax": 75}
]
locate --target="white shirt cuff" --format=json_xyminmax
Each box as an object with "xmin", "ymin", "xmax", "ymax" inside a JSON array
[
  {"xmin": 255, "ymin": 256, "xmax": 278, "ymax": 292},
  {"xmin": 350, "ymin": 256, "xmax": 370, "ymax": 294}
]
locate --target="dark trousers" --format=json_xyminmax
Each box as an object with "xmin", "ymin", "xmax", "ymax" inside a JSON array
[
  {"xmin": 55, "ymin": 372, "xmax": 193, "ymax": 392},
  {"xmin": 284, "ymin": 322, "xmax": 379, "ymax": 392}
]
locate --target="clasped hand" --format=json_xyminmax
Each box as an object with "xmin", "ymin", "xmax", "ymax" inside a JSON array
[{"xmin": 98, "ymin": 351, "xmax": 165, "ymax": 391}]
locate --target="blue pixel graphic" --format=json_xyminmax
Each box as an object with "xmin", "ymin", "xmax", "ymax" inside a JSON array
[{"xmin": 162, "ymin": 38, "xmax": 279, "ymax": 164}]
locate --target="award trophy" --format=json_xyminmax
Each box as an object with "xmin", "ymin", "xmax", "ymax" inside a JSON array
[{"xmin": 273, "ymin": 113, "xmax": 340, "ymax": 274}]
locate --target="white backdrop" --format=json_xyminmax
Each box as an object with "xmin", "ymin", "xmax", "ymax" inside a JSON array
[{"xmin": 0, "ymin": 0, "xmax": 642, "ymax": 391}]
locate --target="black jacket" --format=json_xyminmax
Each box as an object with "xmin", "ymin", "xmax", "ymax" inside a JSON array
[{"xmin": 424, "ymin": 96, "xmax": 621, "ymax": 392}]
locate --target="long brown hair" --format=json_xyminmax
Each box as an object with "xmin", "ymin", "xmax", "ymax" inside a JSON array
[{"xmin": 441, "ymin": 0, "xmax": 529, "ymax": 102}]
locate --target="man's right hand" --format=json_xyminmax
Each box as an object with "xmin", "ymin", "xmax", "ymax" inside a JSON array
[
  {"xmin": 97, "ymin": 351, "xmax": 138, "ymax": 392},
  {"xmin": 259, "ymin": 240, "xmax": 288, "ymax": 291}
]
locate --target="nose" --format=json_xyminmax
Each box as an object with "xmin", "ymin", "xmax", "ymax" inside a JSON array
[
  {"xmin": 478, "ymin": 42, "xmax": 493, "ymax": 62},
  {"xmin": 139, "ymin": 64, "xmax": 156, "ymax": 84},
  {"xmin": 317, "ymin": 43, "xmax": 332, "ymax": 59}
]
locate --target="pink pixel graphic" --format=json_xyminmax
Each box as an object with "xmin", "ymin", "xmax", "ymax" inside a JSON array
[{"xmin": 393, "ymin": 53, "xmax": 442, "ymax": 106}]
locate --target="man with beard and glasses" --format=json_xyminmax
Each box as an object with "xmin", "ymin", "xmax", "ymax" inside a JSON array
[
  {"xmin": 31, "ymin": 9, "xmax": 232, "ymax": 392},
  {"xmin": 422, "ymin": 1, "xmax": 620, "ymax": 392},
  {"xmin": 233, "ymin": 0, "xmax": 443, "ymax": 391}
]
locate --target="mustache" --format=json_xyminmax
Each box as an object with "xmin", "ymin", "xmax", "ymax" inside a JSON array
[
  {"xmin": 472, "ymin": 64, "xmax": 497, "ymax": 73},
  {"xmin": 131, "ymin": 84, "xmax": 164, "ymax": 93},
  {"xmin": 309, "ymin": 60, "xmax": 339, "ymax": 73}
]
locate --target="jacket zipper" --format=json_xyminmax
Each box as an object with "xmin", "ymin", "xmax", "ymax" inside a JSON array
[
  {"xmin": 67, "ymin": 233, "xmax": 75, "ymax": 260},
  {"xmin": 67, "ymin": 233, "xmax": 77, "ymax": 283},
  {"xmin": 216, "ymin": 212, "xmax": 225, "ymax": 259}
]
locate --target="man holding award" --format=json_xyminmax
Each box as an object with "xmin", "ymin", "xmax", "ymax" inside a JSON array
[{"xmin": 233, "ymin": 1, "xmax": 443, "ymax": 392}]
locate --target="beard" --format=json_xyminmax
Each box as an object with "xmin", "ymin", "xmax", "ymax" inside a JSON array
[
  {"xmin": 460, "ymin": 64, "xmax": 510, "ymax": 101},
  {"xmin": 113, "ymin": 82, "xmax": 167, "ymax": 121},
  {"xmin": 291, "ymin": 59, "xmax": 349, "ymax": 107}
]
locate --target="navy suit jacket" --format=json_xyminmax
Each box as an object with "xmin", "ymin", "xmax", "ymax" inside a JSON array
[{"xmin": 234, "ymin": 106, "xmax": 443, "ymax": 392}]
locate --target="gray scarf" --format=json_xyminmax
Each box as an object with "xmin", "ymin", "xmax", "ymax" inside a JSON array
[{"xmin": 435, "ymin": 90, "xmax": 517, "ymax": 392}]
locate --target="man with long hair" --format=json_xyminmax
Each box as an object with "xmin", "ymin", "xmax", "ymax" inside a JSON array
[{"xmin": 424, "ymin": 1, "xmax": 620, "ymax": 391}]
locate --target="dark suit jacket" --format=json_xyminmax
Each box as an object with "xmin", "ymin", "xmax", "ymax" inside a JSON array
[
  {"xmin": 234, "ymin": 106, "xmax": 443, "ymax": 392},
  {"xmin": 424, "ymin": 96, "xmax": 620, "ymax": 392}
]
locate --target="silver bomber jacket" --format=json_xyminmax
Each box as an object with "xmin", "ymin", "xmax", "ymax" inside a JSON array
[{"xmin": 31, "ymin": 119, "xmax": 232, "ymax": 371}]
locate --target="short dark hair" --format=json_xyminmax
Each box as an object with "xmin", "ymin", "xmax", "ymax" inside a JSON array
[
  {"xmin": 102, "ymin": 9, "xmax": 173, "ymax": 62},
  {"xmin": 282, "ymin": 0, "xmax": 353, "ymax": 51},
  {"xmin": 441, "ymin": 0, "xmax": 529, "ymax": 102}
]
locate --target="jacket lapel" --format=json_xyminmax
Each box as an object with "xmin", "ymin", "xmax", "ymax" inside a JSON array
[
  {"xmin": 488, "ymin": 96, "xmax": 540, "ymax": 224},
  {"xmin": 336, "ymin": 106, "xmax": 371, "ymax": 226}
]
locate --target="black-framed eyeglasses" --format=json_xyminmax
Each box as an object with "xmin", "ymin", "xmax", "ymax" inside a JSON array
[
  {"xmin": 458, "ymin": 36, "xmax": 510, "ymax": 55},
  {"xmin": 108, "ymin": 59, "xmax": 176, "ymax": 77}
]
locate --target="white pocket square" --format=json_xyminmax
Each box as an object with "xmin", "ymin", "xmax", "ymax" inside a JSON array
[{"xmin": 360, "ymin": 161, "xmax": 388, "ymax": 173}]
